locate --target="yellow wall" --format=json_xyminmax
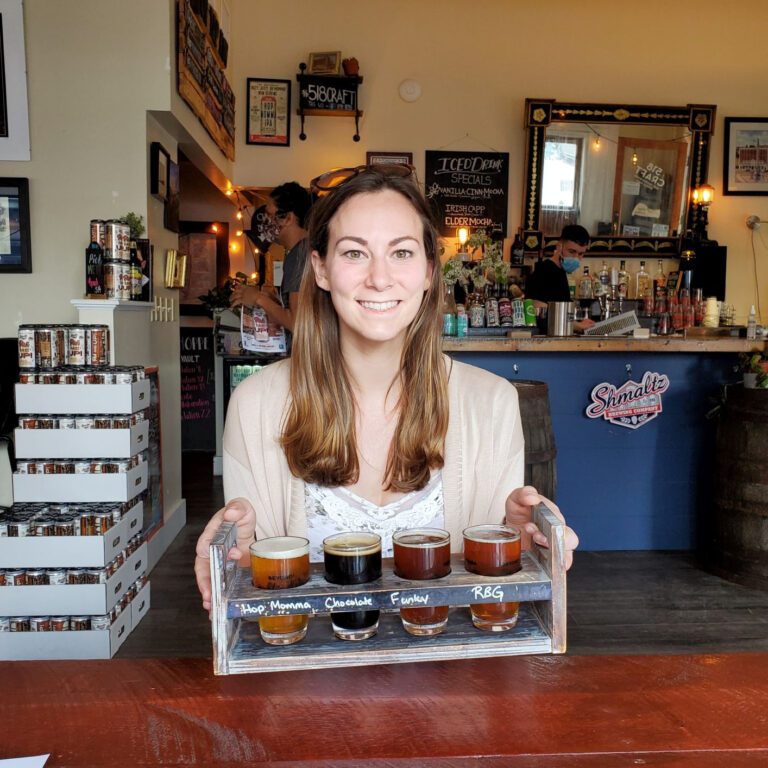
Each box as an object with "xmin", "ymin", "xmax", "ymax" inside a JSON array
[{"xmin": 230, "ymin": 0, "xmax": 768, "ymax": 323}]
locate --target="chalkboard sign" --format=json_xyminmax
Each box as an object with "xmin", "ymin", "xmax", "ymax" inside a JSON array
[
  {"xmin": 298, "ymin": 74, "xmax": 359, "ymax": 113},
  {"xmin": 425, "ymin": 150, "xmax": 509, "ymax": 237},
  {"xmin": 180, "ymin": 327, "xmax": 215, "ymax": 451}
]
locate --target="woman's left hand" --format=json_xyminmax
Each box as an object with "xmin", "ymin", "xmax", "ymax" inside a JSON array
[{"xmin": 505, "ymin": 486, "xmax": 579, "ymax": 570}]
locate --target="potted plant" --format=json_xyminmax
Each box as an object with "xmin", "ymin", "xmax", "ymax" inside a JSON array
[{"xmin": 739, "ymin": 351, "xmax": 768, "ymax": 389}]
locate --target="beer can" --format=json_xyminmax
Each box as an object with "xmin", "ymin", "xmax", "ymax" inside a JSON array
[
  {"xmin": 523, "ymin": 299, "xmax": 537, "ymax": 327},
  {"xmin": 6, "ymin": 569, "xmax": 27, "ymax": 585},
  {"xmin": 50, "ymin": 617, "xmax": 70, "ymax": 631},
  {"xmin": 105, "ymin": 220, "xmax": 121, "ymax": 259},
  {"xmin": 17, "ymin": 325, "xmax": 37, "ymax": 368},
  {"xmin": 58, "ymin": 416, "xmax": 76, "ymax": 429},
  {"xmin": 25, "ymin": 569, "xmax": 48, "ymax": 585},
  {"xmin": 87, "ymin": 325, "xmax": 109, "ymax": 366},
  {"xmin": 74, "ymin": 461, "xmax": 91, "ymax": 474},
  {"xmin": 36, "ymin": 326, "xmax": 57, "ymax": 368},
  {"xmin": 512, "ymin": 299, "xmax": 526, "ymax": 327},
  {"xmin": 67, "ymin": 325, "xmax": 87, "ymax": 366},
  {"xmin": 30, "ymin": 617, "xmax": 52, "ymax": 632},
  {"xmin": 53, "ymin": 326, "xmax": 67, "ymax": 367},
  {"xmin": 71, "ymin": 616, "xmax": 91, "ymax": 631},
  {"xmin": 119, "ymin": 223, "xmax": 131, "ymax": 261},
  {"xmin": 9, "ymin": 617, "xmax": 31, "ymax": 632},
  {"xmin": 91, "ymin": 614, "xmax": 112, "ymax": 630},
  {"xmin": 0, "ymin": 617, "xmax": 9, "ymax": 632},
  {"xmin": 90, "ymin": 219, "xmax": 107, "ymax": 248},
  {"xmin": 47, "ymin": 569, "xmax": 67, "ymax": 585},
  {"xmin": 104, "ymin": 261, "xmax": 123, "ymax": 300}
]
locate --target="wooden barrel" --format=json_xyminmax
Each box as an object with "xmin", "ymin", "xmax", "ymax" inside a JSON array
[
  {"xmin": 509, "ymin": 380, "xmax": 557, "ymax": 502},
  {"xmin": 706, "ymin": 385, "xmax": 768, "ymax": 589}
]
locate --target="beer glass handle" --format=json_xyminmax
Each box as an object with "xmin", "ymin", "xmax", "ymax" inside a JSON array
[
  {"xmin": 532, "ymin": 503, "xmax": 567, "ymax": 654},
  {"xmin": 210, "ymin": 520, "xmax": 239, "ymax": 674}
]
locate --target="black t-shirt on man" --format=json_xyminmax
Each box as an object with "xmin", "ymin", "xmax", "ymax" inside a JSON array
[{"xmin": 524, "ymin": 257, "xmax": 571, "ymax": 302}]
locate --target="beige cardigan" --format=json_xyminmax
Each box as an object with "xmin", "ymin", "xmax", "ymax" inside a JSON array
[{"xmin": 223, "ymin": 357, "xmax": 524, "ymax": 548}]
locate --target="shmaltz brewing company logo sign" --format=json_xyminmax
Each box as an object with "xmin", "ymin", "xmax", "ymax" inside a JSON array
[{"xmin": 585, "ymin": 371, "xmax": 670, "ymax": 430}]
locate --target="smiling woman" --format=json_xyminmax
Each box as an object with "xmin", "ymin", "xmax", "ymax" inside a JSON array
[{"xmin": 194, "ymin": 166, "xmax": 579, "ymax": 618}]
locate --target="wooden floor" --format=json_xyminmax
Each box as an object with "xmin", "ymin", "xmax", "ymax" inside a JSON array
[{"xmin": 117, "ymin": 452, "xmax": 768, "ymax": 659}]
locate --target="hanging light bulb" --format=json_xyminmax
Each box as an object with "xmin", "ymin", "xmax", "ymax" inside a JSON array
[
  {"xmin": 594, "ymin": 136, "xmax": 601, "ymax": 149},
  {"xmin": 236, "ymin": 229, "xmax": 243, "ymax": 237},
  {"xmin": 236, "ymin": 210, "xmax": 243, "ymax": 221},
  {"xmin": 632, "ymin": 150, "xmax": 638, "ymax": 166},
  {"xmin": 211, "ymin": 223, "xmax": 219, "ymax": 233}
]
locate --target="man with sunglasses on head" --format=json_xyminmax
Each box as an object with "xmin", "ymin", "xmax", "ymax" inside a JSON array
[{"xmin": 231, "ymin": 181, "xmax": 312, "ymax": 338}]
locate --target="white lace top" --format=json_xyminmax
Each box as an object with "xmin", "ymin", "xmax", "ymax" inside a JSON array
[{"xmin": 305, "ymin": 471, "xmax": 445, "ymax": 562}]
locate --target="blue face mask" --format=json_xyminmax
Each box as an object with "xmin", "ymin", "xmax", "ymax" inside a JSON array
[{"xmin": 561, "ymin": 257, "xmax": 581, "ymax": 274}]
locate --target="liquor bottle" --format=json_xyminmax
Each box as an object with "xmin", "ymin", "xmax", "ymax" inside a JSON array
[
  {"xmin": 597, "ymin": 261, "xmax": 610, "ymax": 296},
  {"xmin": 510, "ymin": 231, "xmax": 525, "ymax": 267},
  {"xmin": 636, "ymin": 260, "xmax": 651, "ymax": 303},
  {"xmin": 567, "ymin": 272, "xmax": 577, "ymax": 299},
  {"xmin": 579, "ymin": 265, "xmax": 593, "ymax": 299},
  {"xmin": 442, "ymin": 283, "xmax": 457, "ymax": 336},
  {"xmin": 653, "ymin": 259, "xmax": 666, "ymax": 298},
  {"xmin": 747, "ymin": 305, "xmax": 757, "ymax": 341},
  {"xmin": 617, "ymin": 260, "xmax": 629, "ymax": 299}
]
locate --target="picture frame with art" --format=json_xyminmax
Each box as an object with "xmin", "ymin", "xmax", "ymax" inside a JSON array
[
  {"xmin": 723, "ymin": 117, "xmax": 768, "ymax": 196},
  {"xmin": 0, "ymin": 176, "xmax": 31, "ymax": 273},
  {"xmin": 366, "ymin": 151, "xmax": 413, "ymax": 168},
  {"xmin": 307, "ymin": 51, "xmax": 341, "ymax": 76},
  {"xmin": 150, "ymin": 141, "xmax": 170, "ymax": 201},
  {"xmin": 246, "ymin": 78, "xmax": 291, "ymax": 146}
]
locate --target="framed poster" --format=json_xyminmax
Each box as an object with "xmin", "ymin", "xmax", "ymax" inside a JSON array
[
  {"xmin": 164, "ymin": 159, "xmax": 180, "ymax": 232},
  {"xmin": 150, "ymin": 142, "xmax": 170, "ymax": 202},
  {"xmin": 723, "ymin": 117, "xmax": 768, "ymax": 195},
  {"xmin": 0, "ymin": 176, "xmax": 30, "ymax": 273},
  {"xmin": 246, "ymin": 78, "xmax": 291, "ymax": 146},
  {"xmin": 307, "ymin": 51, "xmax": 341, "ymax": 75},
  {"xmin": 0, "ymin": 0, "xmax": 30, "ymax": 160}
]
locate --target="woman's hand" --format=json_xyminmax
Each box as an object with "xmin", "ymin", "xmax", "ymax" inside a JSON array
[
  {"xmin": 194, "ymin": 498, "xmax": 257, "ymax": 613},
  {"xmin": 230, "ymin": 283, "xmax": 263, "ymax": 309},
  {"xmin": 505, "ymin": 486, "xmax": 579, "ymax": 570}
]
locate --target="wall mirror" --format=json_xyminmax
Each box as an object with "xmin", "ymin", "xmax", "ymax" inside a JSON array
[{"xmin": 522, "ymin": 99, "xmax": 716, "ymax": 257}]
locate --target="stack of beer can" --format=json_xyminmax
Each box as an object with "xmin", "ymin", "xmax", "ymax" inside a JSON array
[{"xmin": 18, "ymin": 324, "xmax": 111, "ymax": 370}]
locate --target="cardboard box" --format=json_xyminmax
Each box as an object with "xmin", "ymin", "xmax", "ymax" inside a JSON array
[
  {"xmin": 13, "ymin": 462, "xmax": 148, "ymax": 502},
  {"xmin": 131, "ymin": 581, "xmax": 151, "ymax": 628},
  {"xmin": 0, "ymin": 541, "xmax": 147, "ymax": 615},
  {"xmin": 0, "ymin": 500, "xmax": 142, "ymax": 568},
  {"xmin": 15, "ymin": 421, "xmax": 148, "ymax": 459},
  {"xmin": 0, "ymin": 606, "xmax": 133, "ymax": 660},
  {"xmin": 15, "ymin": 379, "xmax": 150, "ymax": 415}
]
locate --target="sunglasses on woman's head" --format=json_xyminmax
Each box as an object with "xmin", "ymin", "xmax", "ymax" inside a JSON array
[{"xmin": 310, "ymin": 163, "xmax": 416, "ymax": 195}]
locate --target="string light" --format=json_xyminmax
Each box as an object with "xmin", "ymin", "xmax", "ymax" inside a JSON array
[
  {"xmin": 632, "ymin": 150, "xmax": 638, "ymax": 166},
  {"xmin": 211, "ymin": 223, "xmax": 219, "ymax": 233}
]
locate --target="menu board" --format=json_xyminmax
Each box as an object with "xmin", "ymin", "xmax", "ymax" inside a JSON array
[
  {"xmin": 424, "ymin": 151, "xmax": 509, "ymax": 237},
  {"xmin": 180, "ymin": 327, "xmax": 215, "ymax": 451}
]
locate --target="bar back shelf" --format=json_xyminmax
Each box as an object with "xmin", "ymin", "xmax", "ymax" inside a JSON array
[{"xmin": 210, "ymin": 503, "xmax": 566, "ymax": 674}]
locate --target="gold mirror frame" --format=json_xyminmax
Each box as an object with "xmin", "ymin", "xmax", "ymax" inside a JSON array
[{"xmin": 522, "ymin": 99, "xmax": 716, "ymax": 257}]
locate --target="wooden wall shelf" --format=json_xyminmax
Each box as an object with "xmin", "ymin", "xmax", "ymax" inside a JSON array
[{"xmin": 296, "ymin": 63, "xmax": 363, "ymax": 141}]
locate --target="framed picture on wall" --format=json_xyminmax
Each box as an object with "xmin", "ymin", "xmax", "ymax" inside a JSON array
[
  {"xmin": 246, "ymin": 78, "xmax": 291, "ymax": 146},
  {"xmin": 0, "ymin": 177, "xmax": 31, "ymax": 273},
  {"xmin": 307, "ymin": 51, "xmax": 341, "ymax": 75},
  {"xmin": 150, "ymin": 141, "xmax": 170, "ymax": 201},
  {"xmin": 366, "ymin": 151, "xmax": 413, "ymax": 167},
  {"xmin": 723, "ymin": 117, "xmax": 768, "ymax": 195},
  {"xmin": 164, "ymin": 159, "xmax": 180, "ymax": 232}
]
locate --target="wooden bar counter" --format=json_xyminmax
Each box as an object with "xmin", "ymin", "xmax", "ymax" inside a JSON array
[{"xmin": 2, "ymin": 653, "xmax": 768, "ymax": 765}]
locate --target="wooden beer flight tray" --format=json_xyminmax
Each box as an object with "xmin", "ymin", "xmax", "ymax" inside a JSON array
[{"xmin": 210, "ymin": 504, "xmax": 566, "ymax": 675}]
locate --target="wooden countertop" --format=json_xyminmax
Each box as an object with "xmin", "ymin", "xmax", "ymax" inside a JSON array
[
  {"xmin": 2, "ymin": 652, "xmax": 768, "ymax": 765},
  {"xmin": 443, "ymin": 335, "xmax": 767, "ymax": 353}
]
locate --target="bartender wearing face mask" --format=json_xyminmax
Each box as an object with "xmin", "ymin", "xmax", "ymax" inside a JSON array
[
  {"xmin": 231, "ymin": 181, "xmax": 312, "ymax": 335},
  {"xmin": 524, "ymin": 224, "xmax": 595, "ymax": 331}
]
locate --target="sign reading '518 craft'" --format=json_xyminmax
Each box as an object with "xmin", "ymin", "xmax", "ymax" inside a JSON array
[{"xmin": 585, "ymin": 371, "xmax": 670, "ymax": 430}]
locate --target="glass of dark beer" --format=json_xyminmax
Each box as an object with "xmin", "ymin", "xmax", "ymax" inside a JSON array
[
  {"xmin": 249, "ymin": 536, "xmax": 310, "ymax": 645},
  {"xmin": 323, "ymin": 532, "xmax": 382, "ymax": 641},
  {"xmin": 392, "ymin": 528, "xmax": 451, "ymax": 636},
  {"xmin": 463, "ymin": 524, "xmax": 521, "ymax": 632}
]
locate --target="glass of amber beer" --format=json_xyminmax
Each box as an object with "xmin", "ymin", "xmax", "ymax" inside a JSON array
[
  {"xmin": 249, "ymin": 536, "xmax": 310, "ymax": 645},
  {"xmin": 463, "ymin": 524, "xmax": 522, "ymax": 632},
  {"xmin": 323, "ymin": 532, "xmax": 382, "ymax": 641},
  {"xmin": 392, "ymin": 528, "xmax": 451, "ymax": 636}
]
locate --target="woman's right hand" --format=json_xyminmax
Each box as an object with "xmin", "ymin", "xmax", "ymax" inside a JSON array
[{"xmin": 194, "ymin": 497, "xmax": 256, "ymax": 613}]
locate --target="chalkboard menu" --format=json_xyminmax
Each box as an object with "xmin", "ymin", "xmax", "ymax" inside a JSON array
[
  {"xmin": 297, "ymin": 74, "xmax": 360, "ymax": 113},
  {"xmin": 424, "ymin": 151, "xmax": 509, "ymax": 237},
  {"xmin": 180, "ymin": 327, "xmax": 215, "ymax": 451}
]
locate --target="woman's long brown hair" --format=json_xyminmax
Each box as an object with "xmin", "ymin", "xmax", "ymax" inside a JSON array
[{"xmin": 280, "ymin": 169, "xmax": 448, "ymax": 492}]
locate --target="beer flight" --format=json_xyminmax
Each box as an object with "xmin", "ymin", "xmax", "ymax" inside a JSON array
[{"xmin": 249, "ymin": 524, "xmax": 522, "ymax": 646}]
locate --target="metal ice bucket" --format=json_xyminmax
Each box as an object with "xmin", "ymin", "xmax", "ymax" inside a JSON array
[{"xmin": 547, "ymin": 302, "xmax": 574, "ymax": 336}]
